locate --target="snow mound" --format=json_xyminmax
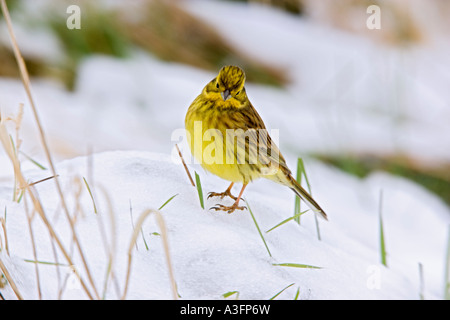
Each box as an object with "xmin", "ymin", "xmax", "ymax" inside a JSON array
[{"xmin": 1, "ymin": 150, "xmax": 448, "ymax": 299}]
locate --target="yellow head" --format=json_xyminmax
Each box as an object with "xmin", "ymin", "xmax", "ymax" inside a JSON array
[{"xmin": 204, "ymin": 66, "xmax": 247, "ymax": 104}]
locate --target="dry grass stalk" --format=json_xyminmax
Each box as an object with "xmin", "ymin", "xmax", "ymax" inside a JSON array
[
  {"xmin": 120, "ymin": 0, "xmax": 288, "ymax": 86},
  {"xmin": 22, "ymin": 194, "xmax": 42, "ymax": 299},
  {"xmin": 0, "ymin": 258, "xmax": 23, "ymax": 300},
  {"xmin": 28, "ymin": 175, "xmax": 59, "ymax": 187},
  {"xmin": 122, "ymin": 208, "xmax": 177, "ymax": 300},
  {"xmin": 0, "ymin": 204, "xmax": 8, "ymax": 255},
  {"xmin": 0, "ymin": 0, "xmax": 100, "ymax": 299},
  {"xmin": 175, "ymin": 144, "xmax": 195, "ymax": 187},
  {"xmin": 0, "ymin": 80, "xmax": 97, "ymax": 299},
  {"xmin": 94, "ymin": 184, "xmax": 120, "ymax": 299}
]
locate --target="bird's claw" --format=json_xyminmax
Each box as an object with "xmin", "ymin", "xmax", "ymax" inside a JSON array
[
  {"xmin": 207, "ymin": 191, "xmax": 237, "ymax": 201},
  {"xmin": 209, "ymin": 203, "xmax": 247, "ymax": 214}
]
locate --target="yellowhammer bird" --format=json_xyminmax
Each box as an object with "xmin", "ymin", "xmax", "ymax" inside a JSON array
[{"xmin": 185, "ymin": 66, "xmax": 327, "ymax": 220}]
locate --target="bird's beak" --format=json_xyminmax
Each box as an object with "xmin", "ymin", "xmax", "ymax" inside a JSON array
[{"xmin": 221, "ymin": 89, "xmax": 231, "ymax": 101}]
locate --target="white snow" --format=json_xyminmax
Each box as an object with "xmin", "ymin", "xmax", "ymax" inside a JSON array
[
  {"xmin": 0, "ymin": 0, "xmax": 449, "ymax": 300},
  {"xmin": 0, "ymin": 150, "xmax": 448, "ymax": 300}
]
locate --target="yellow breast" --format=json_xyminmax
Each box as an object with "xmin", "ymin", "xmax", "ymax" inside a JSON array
[{"xmin": 185, "ymin": 96, "xmax": 258, "ymax": 183}]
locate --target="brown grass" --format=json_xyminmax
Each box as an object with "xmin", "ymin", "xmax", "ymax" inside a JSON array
[
  {"xmin": 300, "ymin": 0, "xmax": 448, "ymax": 46},
  {"xmin": 122, "ymin": 208, "xmax": 177, "ymax": 300},
  {"xmin": 0, "ymin": 0, "xmax": 101, "ymax": 299},
  {"xmin": 3, "ymin": 0, "xmax": 288, "ymax": 89},
  {"xmin": 0, "ymin": 0, "xmax": 178, "ymax": 299},
  {"xmin": 120, "ymin": 0, "xmax": 289, "ymax": 86}
]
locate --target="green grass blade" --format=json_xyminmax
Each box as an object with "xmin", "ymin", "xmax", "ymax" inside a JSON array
[
  {"xmin": 269, "ymin": 283, "xmax": 295, "ymax": 300},
  {"xmin": 128, "ymin": 194, "xmax": 178, "ymax": 252},
  {"xmin": 158, "ymin": 194, "xmax": 178, "ymax": 210},
  {"xmin": 379, "ymin": 190, "xmax": 388, "ymax": 267},
  {"xmin": 298, "ymin": 158, "xmax": 311, "ymax": 192},
  {"xmin": 141, "ymin": 230, "xmax": 149, "ymax": 251},
  {"xmin": 266, "ymin": 210, "xmax": 309, "ymax": 233},
  {"xmin": 296, "ymin": 158, "xmax": 321, "ymax": 240},
  {"xmin": 23, "ymin": 259, "xmax": 69, "ymax": 266},
  {"xmin": 129, "ymin": 199, "xmax": 149, "ymax": 251},
  {"xmin": 301, "ymin": 159, "xmax": 321, "ymax": 240},
  {"xmin": 194, "ymin": 171, "xmax": 204, "ymax": 209},
  {"xmin": 294, "ymin": 286, "xmax": 300, "ymax": 300},
  {"xmin": 222, "ymin": 291, "xmax": 240, "ymax": 299},
  {"xmin": 273, "ymin": 262, "xmax": 322, "ymax": 269},
  {"xmin": 19, "ymin": 150, "xmax": 47, "ymax": 170},
  {"xmin": 294, "ymin": 158, "xmax": 303, "ymax": 223},
  {"xmin": 83, "ymin": 177, "xmax": 97, "ymax": 214},
  {"xmin": 245, "ymin": 199, "xmax": 271, "ymax": 257},
  {"xmin": 444, "ymin": 226, "xmax": 450, "ymax": 300},
  {"xmin": 418, "ymin": 262, "xmax": 425, "ymax": 300},
  {"xmin": 16, "ymin": 189, "xmax": 24, "ymax": 203},
  {"xmin": 314, "ymin": 212, "xmax": 321, "ymax": 241}
]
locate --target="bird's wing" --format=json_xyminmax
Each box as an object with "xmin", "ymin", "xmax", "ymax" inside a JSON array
[{"xmin": 224, "ymin": 101, "xmax": 291, "ymax": 176}]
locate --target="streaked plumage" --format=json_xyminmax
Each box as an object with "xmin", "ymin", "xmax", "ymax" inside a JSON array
[{"xmin": 185, "ymin": 66, "xmax": 327, "ymax": 219}]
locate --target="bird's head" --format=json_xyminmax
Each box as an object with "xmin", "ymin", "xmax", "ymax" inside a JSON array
[{"xmin": 214, "ymin": 66, "xmax": 246, "ymax": 102}]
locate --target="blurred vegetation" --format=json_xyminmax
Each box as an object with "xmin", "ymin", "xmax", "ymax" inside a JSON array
[
  {"xmin": 0, "ymin": 45, "xmax": 20, "ymax": 78},
  {"xmin": 48, "ymin": 3, "xmax": 130, "ymax": 89},
  {"xmin": 3, "ymin": 0, "xmax": 446, "ymax": 88},
  {"xmin": 119, "ymin": 0, "xmax": 288, "ymax": 86},
  {"xmin": 1, "ymin": 0, "xmax": 449, "ymax": 206},
  {"xmin": 0, "ymin": 0, "xmax": 288, "ymax": 90},
  {"xmin": 301, "ymin": 0, "xmax": 450, "ymax": 46},
  {"xmin": 223, "ymin": 0, "xmax": 444, "ymax": 46},
  {"xmin": 316, "ymin": 154, "xmax": 450, "ymax": 206},
  {"xmin": 0, "ymin": 43, "xmax": 67, "ymax": 84},
  {"xmin": 226, "ymin": 0, "xmax": 304, "ymax": 15}
]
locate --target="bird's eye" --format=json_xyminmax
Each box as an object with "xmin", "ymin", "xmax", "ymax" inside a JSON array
[
  {"xmin": 236, "ymin": 91, "xmax": 240, "ymax": 95},
  {"xmin": 216, "ymin": 83, "xmax": 219, "ymax": 89}
]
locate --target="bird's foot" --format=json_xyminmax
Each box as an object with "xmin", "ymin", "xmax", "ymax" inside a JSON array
[
  {"xmin": 207, "ymin": 190, "xmax": 237, "ymax": 201},
  {"xmin": 210, "ymin": 202, "xmax": 247, "ymax": 214}
]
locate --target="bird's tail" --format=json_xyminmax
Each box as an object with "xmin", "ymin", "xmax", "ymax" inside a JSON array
[{"xmin": 286, "ymin": 173, "xmax": 328, "ymax": 221}]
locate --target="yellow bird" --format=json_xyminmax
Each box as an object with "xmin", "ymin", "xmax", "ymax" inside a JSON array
[{"xmin": 185, "ymin": 66, "xmax": 327, "ymax": 220}]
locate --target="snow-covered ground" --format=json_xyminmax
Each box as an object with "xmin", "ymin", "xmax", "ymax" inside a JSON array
[
  {"xmin": 0, "ymin": 150, "xmax": 448, "ymax": 300},
  {"xmin": 0, "ymin": 0, "xmax": 449, "ymax": 300}
]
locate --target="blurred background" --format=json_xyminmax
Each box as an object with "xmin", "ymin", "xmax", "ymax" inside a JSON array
[{"xmin": 0, "ymin": 0, "xmax": 449, "ymax": 207}]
